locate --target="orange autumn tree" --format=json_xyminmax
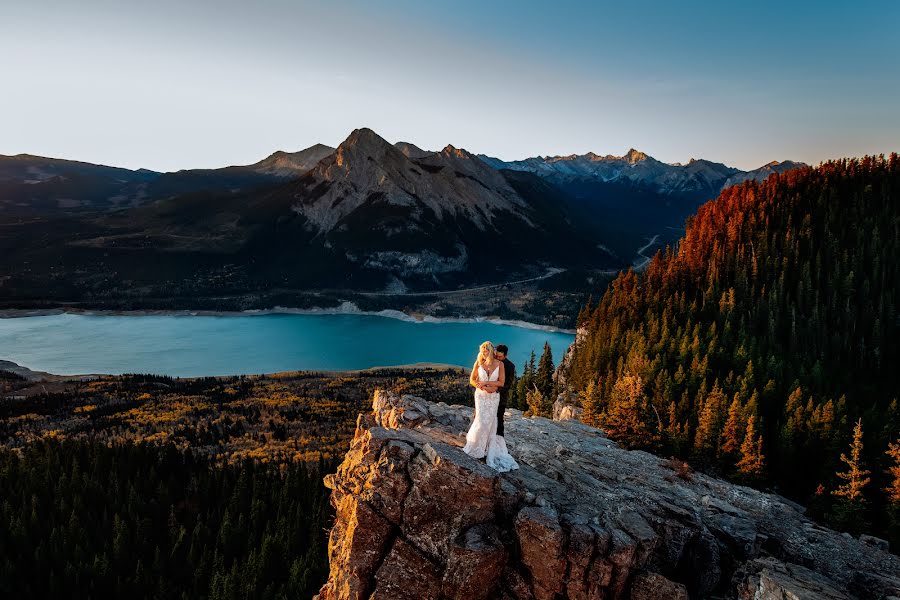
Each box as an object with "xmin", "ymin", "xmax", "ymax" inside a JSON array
[{"xmin": 830, "ymin": 418, "xmax": 871, "ymax": 534}]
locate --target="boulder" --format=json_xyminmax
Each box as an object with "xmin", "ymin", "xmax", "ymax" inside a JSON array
[{"xmin": 553, "ymin": 392, "xmax": 583, "ymax": 422}]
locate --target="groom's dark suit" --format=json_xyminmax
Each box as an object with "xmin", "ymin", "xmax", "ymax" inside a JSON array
[{"xmin": 497, "ymin": 357, "xmax": 515, "ymax": 437}]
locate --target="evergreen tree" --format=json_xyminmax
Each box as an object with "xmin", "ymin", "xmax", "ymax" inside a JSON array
[
  {"xmin": 580, "ymin": 379, "xmax": 602, "ymax": 428},
  {"xmin": 720, "ymin": 395, "xmax": 744, "ymax": 458},
  {"xmin": 736, "ymin": 415, "xmax": 765, "ymax": 480},
  {"xmin": 599, "ymin": 372, "xmax": 656, "ymax": 448},
  {"xmin": 535, "ymin": 342, "xmax": 555, "ymax": 402},
  {"xmin": 887, "ymin": 438, "xmax": 900, "ymax": 505},
  {"xmin": 693, "ymin": 380, "xmax": 727, "ymax": 459},
  {"xmin": 514, "ymin": 351, "xmax": 537, "ymax": 411},
  {"xmin": 524, "ymin": 386, "xmax": 551, "ymax": 418},
  {"xmin": 830, "ymin": 418, "xmax": 871, "ymax": 534},
  {"xmin": 886, "ymin": 438, "xmax": 900, "ymax": 549},
  {"xmin": 833, "ymin": 419, "xmax": 871, "ymax": 501}
]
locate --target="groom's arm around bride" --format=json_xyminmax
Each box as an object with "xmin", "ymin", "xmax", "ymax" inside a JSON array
[{"xmin": 495, "ymin": 344, "xmax": 515, "ymax": 438}]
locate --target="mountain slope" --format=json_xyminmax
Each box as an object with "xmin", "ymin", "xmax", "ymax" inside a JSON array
[
  {"xmin": 239, "ymin": 128, "xmax": 611, "ymax": 285},
  {"xmin": 393, "ymin": 141, "xmax": 431, "ymax": 159},
  {"xmin": 282, "ymin": 128, "xmax": 528, "ymax": 234},
  {"xmin": 247, "ymin": 143, "xmax": 335, "ymax": 177},
  {"xmin": 723, "ymin": 159, "xmax": 808, "ymax": 187},
  {"xmin": 0, "ymin": 153, "xmax": 161, "ymax": 213},
  {"xmin": 0, "ymin": 144, "xmax": 336, "ymax": 216},
  {"xmin": 564, "ymin": 153, "xmax": 900, "ymax": 545}
]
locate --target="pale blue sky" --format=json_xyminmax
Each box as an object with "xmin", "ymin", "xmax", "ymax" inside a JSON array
[{"xmin": 2, "ymin": 0, "xmax": 897, "ymax": 172}]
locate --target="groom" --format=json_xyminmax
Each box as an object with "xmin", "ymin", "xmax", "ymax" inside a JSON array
[{"xmin": 494, "ymin": 344, "xmax": 515, "ymax": 438}]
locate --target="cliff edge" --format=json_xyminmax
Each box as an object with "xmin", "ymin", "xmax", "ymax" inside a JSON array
[{"xmin": 313, "ymin": 391, "xmax": 900, "ymax": 600}]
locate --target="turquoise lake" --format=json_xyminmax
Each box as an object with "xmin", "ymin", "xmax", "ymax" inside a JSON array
[{"xmin": 0, "ymin": 312, "xmax": 575, "ymax": 377}]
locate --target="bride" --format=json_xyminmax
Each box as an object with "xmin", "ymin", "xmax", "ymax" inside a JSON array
[{"xmin": 462, "ymin": 341, "xmax": 520, "ymax": 472}]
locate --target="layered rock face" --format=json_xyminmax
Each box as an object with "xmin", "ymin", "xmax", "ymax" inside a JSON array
[
  {"xmin": 314, "ymin": 391, "xmax": 900, "ymax": 600},
  {"xmin": 289, "ymin": 128, "xmax": 528, "ymax": 234}
]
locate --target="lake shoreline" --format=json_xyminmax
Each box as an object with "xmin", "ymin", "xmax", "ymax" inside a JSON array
[
  {"xmin": 0, "ymin": 358, "xmax": 467, "ymax": 383},
  {"xmin": 0, "ymin": 301, "xmax": 577, "ymax": 334}
]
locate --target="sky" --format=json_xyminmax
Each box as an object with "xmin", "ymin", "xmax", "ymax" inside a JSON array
[{"xmin": 2, "ymin": 0, "xmax": 898, "ymax": 172}]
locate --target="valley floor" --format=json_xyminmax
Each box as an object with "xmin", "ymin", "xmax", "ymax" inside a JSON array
[{"xmin": 0, "ymin": 267, "xmax": 613, "ymax": 329}]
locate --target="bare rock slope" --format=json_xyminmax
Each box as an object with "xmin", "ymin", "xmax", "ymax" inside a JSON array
[
  {"xmin": 288, "ymin": 128, "xmax": 528, "ymax": 233},
  {"xmin": 314, "ymin": 391, "xmax": 900, "ymax": 600}
]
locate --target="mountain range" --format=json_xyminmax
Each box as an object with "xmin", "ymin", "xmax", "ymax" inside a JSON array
[
  {"xmin": 479, "ymin": 150, "xmax": 803, "ymax": 197},
  {"xmin": 1, "ymin": 133, "xmax": 803, "ymax": 215},
  {"xmin": 0, "ymin": 128, "xmax": 808, "ymax": 321}
]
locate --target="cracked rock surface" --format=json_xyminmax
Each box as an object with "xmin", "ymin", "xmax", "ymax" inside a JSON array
[{"xmin": 313, "ymin": 391, "xmax": 900, "ymax": 600}]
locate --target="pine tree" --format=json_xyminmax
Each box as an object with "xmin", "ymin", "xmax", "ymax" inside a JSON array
[
  {"xmin": 833, "ymin": 419, "xmax": 871, "ymax": 501},
  {"xmin": 599, "ymin": 372, "xmax": 656, "ymax": 447},
  {"xmin": 535, "ymin": 342, "xmax": 555, "ymax": 401},
  {"xmin": 665, "ymin": 400, "xmax": 688, "ymax": 454},
  {"xmin": 887, "ymin": 438, "xmax": 900, "ymax": 505},
  {"xmin": 515, "ymin": 351, "xmax": 536, "ymax": 410},
  {"xmin": 524, "ymin": 386, "xmax": 549, "ymax": 418},
  {"xmin": 580, "ymin": 379, "xmax": 602, "ymax": 428},
  {"xmin": 830, "ymin": 418, "xmax": 871, "ymax": 534},
  {"xmin": 736, "ymin": 415, "xmax": 765, "ymax": 480},
  {"xmin": 887, "ymin": 438, "xmax": 900, "ymax": 549},
  {"xmin": 694, "ymin": 380, "xmax": 727, "ymax": 458},
  {"xmin": 719, "ymin": 395, "xmax": 743, "ymax": 458}
]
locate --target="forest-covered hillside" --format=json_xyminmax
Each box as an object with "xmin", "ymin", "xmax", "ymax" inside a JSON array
[
  {"xmin": 0, "ymin": 439, "xmax": 332, "ymax": 599},
  {"xmin": 0, "ymin": 367, "xmax": 471, "ymax": 598},
  {"xmin": 565, "ymin": 154, "xmax": 900, "ymax": 547}
]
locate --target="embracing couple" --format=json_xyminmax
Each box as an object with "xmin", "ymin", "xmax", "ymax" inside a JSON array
[{"xmin": 462, "ymin": 341, "xmax": 520, "ymax": 472}]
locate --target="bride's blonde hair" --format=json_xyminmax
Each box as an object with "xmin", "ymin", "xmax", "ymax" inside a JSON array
[{"xmin": 477, "ymin": 341, "xmax": 495, "ymax": 365}]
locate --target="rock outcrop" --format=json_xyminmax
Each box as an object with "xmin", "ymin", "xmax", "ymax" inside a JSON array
[
  {"xmin": 554, "ymin": 325, "xmax": 587, "ymax": 392},
  {"xmin": 552, "ymin": 392, "xmax": 582, "ymax": 422},
  {"xmin": 314, "ymin": 391, "xmax": 900, "ymax": 600}
]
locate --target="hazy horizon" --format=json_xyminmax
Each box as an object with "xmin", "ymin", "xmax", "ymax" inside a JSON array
[{"xmin": 2, "ymin": 0, "xmax": 898, "ymax": 172}]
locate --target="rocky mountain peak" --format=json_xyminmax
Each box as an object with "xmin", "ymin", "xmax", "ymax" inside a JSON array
[
  {"xmin": 327, "ymin": 128, "xmax": 405, "ymax": 171},
  {"xmin": 440, "ymin": 144, "xmax": 469, "ymax": 159},
  {"xmin": 338, "ymin": 127, "xmax": 395, "ymax": 154},
  {"xmin": 438, "ymin": 144, "xmax": 491, "ymax": 167},
  {"xmin": 313, "ymin": 390, "xmax": 900, "ymax": 600},
  {"xmin": 251, "ymin": 143, "xmax": 335, "ymax": 177},
  {"xmin": 394, "ymin": 141, "xmax": 431, "ymax": 159},
  {"xmin": 284, "ymin": 127, "xmax": 532, "ymax": 238},
  {"xmin": 624, "ymin": 148, "xmax": 650, "ymax": 164}
]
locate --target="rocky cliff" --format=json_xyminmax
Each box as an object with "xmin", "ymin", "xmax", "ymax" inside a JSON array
[{"xmin": 313, "ymin": 391, "xmax": 899, "ymax": 600}]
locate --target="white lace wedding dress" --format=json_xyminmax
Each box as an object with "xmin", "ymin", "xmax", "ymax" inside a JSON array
[{"xmin": 462, "ymin": 363, "xmax": 520, "ymax": 472}]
